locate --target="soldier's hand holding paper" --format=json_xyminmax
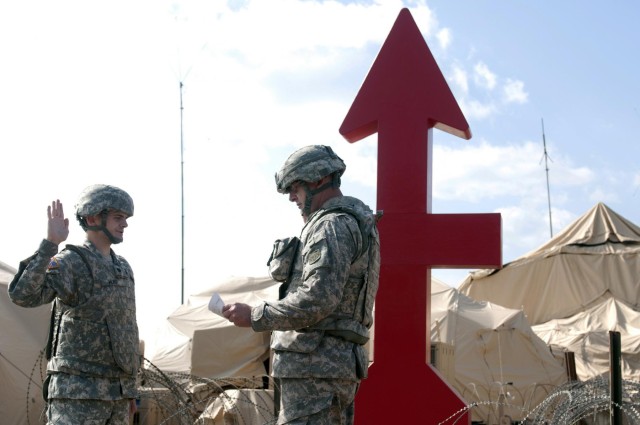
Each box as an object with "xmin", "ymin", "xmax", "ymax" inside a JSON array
[{"xmin": 222, "ymin": 302, "xmax": 252, "ymax": 327}]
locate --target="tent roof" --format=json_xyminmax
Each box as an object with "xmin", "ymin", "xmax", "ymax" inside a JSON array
[
  {"xmin": 431, "ymin": 276, "xmax": 566, "ymax": 422},
  {"xmin": 459, "ymin": 202, "xmax": 640, "ymax": 325},
  {"xmin": 463, "ymin": 202, "xmax": 640, "ymax": 283},
  {"xmin": 522, "ymin": 202, "xmax": 640, "ymax": 258},
  {"xmin": 533, "ymin": 295, "xmax": 640, "ymax": 381}
]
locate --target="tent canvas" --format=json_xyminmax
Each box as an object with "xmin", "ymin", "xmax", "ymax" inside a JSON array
[
  {"xmin": 459, "ymin": 202, "xmax": 640, "ymax": 326},
  {"xmin": 532, "ymin": 295, "xmax": 640, "ymax": 381},
  {"xmin": 430, "ymin": 277, "xmax": 567, "ymax": 423},
  {"xmin": 146, "ymin": 276, "xmax": 279, "ymax": 380},
  {"xmin": 146, "ymin": 274, "xmax": 571, "ymax": 423},
  {"xmin": 458, "ymin": 202, "xmax": 640, "ymax": 381},
  {"xmin": 0, "ymin": 260, "xmax": 50, "ymax": 425}
]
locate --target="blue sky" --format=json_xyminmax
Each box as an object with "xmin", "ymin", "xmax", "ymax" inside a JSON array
[{"xmin": 1, "ymin": 0, "xmax": 638, "ymax": 340}]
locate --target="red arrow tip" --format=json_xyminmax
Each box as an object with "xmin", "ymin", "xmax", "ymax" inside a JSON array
[{"xmin": 340, "ymin": 8, "xmax": 471, "ymax": 143}]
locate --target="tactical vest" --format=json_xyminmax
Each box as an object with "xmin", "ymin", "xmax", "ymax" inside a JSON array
[
  {"xmin": 47, "ymin": 244, "xmax": 140, "ymax": 378},
  {"xmin": 281, "ymin": 199, "xmax": 380, "ymax": 346}
]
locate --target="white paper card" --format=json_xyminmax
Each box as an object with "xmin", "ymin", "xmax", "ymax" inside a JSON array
[{"xmin": 208, "ymin": 292, "xmax": 225, "ymax": 316}]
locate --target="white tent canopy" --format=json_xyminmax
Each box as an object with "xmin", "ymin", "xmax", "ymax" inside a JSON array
[
  {"xmin": 146, "ymin": 276, "xmax": 279, "ymax": 380},
  {"xmin": 430, "ymin": 277, "xmax": 567, "ymax": 423},
  {"xmin": 0, "ymin": 260, "xmax": 50, "ymax": 425},
  {"xmin": 146, "ymin": 274, "xmax": 569, "ymax": 423},
  {"xmin": 533, "ymin": 295, "xmax": 640, "ymax": 381}
]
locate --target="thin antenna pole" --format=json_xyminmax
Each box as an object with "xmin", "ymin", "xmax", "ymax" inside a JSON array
[
  {"xmin": 180, "ymin": 81, "xmax": 185, "ymax": 304},
  {"xmin": 541, "ymin": 118, "xmax": 553, "ymax": 238}
]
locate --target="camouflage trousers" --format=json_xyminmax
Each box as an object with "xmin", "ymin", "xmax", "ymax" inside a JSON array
[
  {"xmin": 46, "ymin": 398, "xmax": 131, "ymax": 425},
  {"xmin": 277, "ymin": 378, "xmax": 359, "ymax": 425}
]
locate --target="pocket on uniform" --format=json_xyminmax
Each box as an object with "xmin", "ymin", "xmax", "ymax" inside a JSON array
[
  {"xmin": 280, "ymin": 392, "xmax": 333, "ymax": 423},
  {"xmin": 107, "ymin": 316, "xmax": 139, "ymax": 375},
  {"xmin": 267, "ymin": 237, "xmax": 300, "ymax": 282},
  {"xmin": 56, "ymin": 316, "xmax": 111, "ymax": 365},
  {"xmin": 272, "ymin": 330, "xmax": 324, "ymax": 353}
]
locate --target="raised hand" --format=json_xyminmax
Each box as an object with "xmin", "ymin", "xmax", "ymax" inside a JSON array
[{"xmin": 47, "ymin": 199, "xmax": 70, "ymax": 245}]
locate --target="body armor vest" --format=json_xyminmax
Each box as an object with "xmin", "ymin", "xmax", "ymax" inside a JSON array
[
  {"xmin": 47, "ymin": 244, "xmax": 140, "ymax": 378},
  {"xmin": 278, "ymin": 197, "xmax": 380, "ymax": 346}
]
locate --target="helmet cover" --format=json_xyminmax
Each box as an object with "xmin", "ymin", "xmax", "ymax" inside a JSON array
[
  {"xmin": 75, "ymin": 184, "xmax": 134, "ymax": 218},
  {"xmin": 275, "ymin": 145, "xmax": 346, "ymax": 193}
]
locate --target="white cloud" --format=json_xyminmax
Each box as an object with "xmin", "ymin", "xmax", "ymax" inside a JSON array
[
  {"xmin": 459, "ymin": 98, "xmax": 496, "ymax": 120},
  {"xmin": 473, "ymin": 62, "xmax": 497, "ymax": 90},
  {"xmin": 503, "ymin": 78, "xmax": 529, "ymax": 104},
  {"xmin": 432, "ymin": 140, "xmax": 594, "ymax": 203},
  {"xmin": 436, "ymin": 28, "xmax": 452, "ymax": 50},
  {"xmin": 451, "ymin": 64, "xmax": 469, "ymax": 93}
]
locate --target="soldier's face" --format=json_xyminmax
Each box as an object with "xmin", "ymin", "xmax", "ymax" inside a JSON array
[
  {"xmin": 287, "ymin": 181, "xmax": 307, "ymax": 214},
  {"xmin": 104, "ymin": 210, "xmax": 130, "ymax": 242}
]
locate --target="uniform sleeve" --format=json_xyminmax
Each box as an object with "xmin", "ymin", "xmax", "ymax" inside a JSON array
[
  {"xmin": 252, "ymin": 214, "xmax": 360, "ymax": 332},
  {"xmin": 8, "ymin": 239, "xmax": 78, "ymax": 307}
]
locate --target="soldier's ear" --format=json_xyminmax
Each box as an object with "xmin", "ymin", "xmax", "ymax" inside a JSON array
[
  {"xmin": 85, "ymin": 214, "xmax": 100, "ymax": 226},
  {"xmin": 310, "ymin": 176, "xmax": 331, "ymax": 188}
]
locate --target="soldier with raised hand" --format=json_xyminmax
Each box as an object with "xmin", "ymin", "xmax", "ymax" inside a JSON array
[
  {"xmin": 223, "ymin": 145, "xmax": 381, "ymax": 424},
  {"xmin": 8, "ymin": 184, "xmax": 140, "ymax": 425}
]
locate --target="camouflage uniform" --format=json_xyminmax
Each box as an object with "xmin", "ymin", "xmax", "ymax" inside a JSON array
[
  {"xmin": 8, "ymin": 185, "xmax": 139, "ymax": 425},
  {"xmin": 254, "ymin": 146, "xmax": 381, "ymax": 424}
]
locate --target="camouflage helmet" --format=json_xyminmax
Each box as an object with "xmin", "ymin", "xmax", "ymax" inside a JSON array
[
  {"xmin": 75, "ymin": 184, "xmax": 134, "ymax": 218},
  {"xmin": 275, "ymin": 145, "xmax": 346, "ymax": 193}
]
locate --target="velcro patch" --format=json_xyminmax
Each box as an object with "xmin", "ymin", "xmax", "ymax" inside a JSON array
[
  {"xmin": 307, "ymin": 249, "xmax": 321, "ymax": 265},
  {"xmin": 47, "ymin": 257, "xmax": 60, "ymax": 270}
]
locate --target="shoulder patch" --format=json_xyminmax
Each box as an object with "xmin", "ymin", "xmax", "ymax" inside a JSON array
[
  {"xmin": 47, "ymin": 257, "xmax": 60, "ymax": 270},
  {"xmin": 307, "ymin": 249, "xmax": 321, "ymax": 265}
]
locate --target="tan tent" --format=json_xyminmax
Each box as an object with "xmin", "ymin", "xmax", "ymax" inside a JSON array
[
  {"xmin": 430, "ymin": 277, "xmax": 567, "ymax": 423},
  {"xmin": 532, "ymin": 297, "xmax": 640, "ymax": 381},
  {"xmin": 146, "ymin": 276, "xmax": 279, "ymax": 380},
  {"xmin": 141, "ymin": 276, "xmax": 280, "ymax": 424},
  {"xmin": 0, "ymin": 260, "xmax": 50, "ymax": 425},
  {"xmin": 146, "ymin": 274, "xmax": 572, "ymax": 423},
  {"xmin": 458, "ymin": 202, "xmax": 640, "ymax": 381},
  {"xmin": 459, "ymin": 202, "xmax": 640, "ymax": 326}
]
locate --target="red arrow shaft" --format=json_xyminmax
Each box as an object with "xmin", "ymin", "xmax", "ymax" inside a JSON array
[{"xmin": 377, "ymin": 111, "xmax": 432, "ymax": 214}]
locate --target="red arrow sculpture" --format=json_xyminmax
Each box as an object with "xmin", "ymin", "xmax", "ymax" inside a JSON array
[{"xmin": 340, "ymin": 8, "xmax": 502, "ymax": 424}]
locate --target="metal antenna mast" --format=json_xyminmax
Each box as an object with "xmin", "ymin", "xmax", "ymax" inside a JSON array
[
  {"xmin": 180, "ymin": 81, "xmax": 185, "ymax": 304},
  {"xmin": 541, "ymin": 118, "xmax": 553, "ymax": 238},
  {"xmin": 174, "ymin": 41, "xmax": 206, "ymax": 305}
]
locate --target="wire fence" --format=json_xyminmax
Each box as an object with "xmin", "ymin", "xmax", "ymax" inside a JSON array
[
  {"xmin": 22, "ymin": 353, "xmax": 640, "ymax": 424},
  {"xmin": 135, "ymin": 357, "xmax": 278, "ymax": 424},
  {"xmin": 438, "ymin": 376, "xmax": 640, "ymax": 425}
]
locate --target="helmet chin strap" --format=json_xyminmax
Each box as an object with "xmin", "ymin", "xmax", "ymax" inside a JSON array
[
  {"xmin": 84, "ymin": 211, "xmax": 123, "ymax": 244},
  {"xmin": 301, "ymin": 179, "xmax": 334, "ymax": 217},
  {"xmin": 297, "ymin": 182, "xmax": 312, "ymax": 217},
  {"xmin": 103, "ymin": 229, "xmax": 123, "ymax": 244}
]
